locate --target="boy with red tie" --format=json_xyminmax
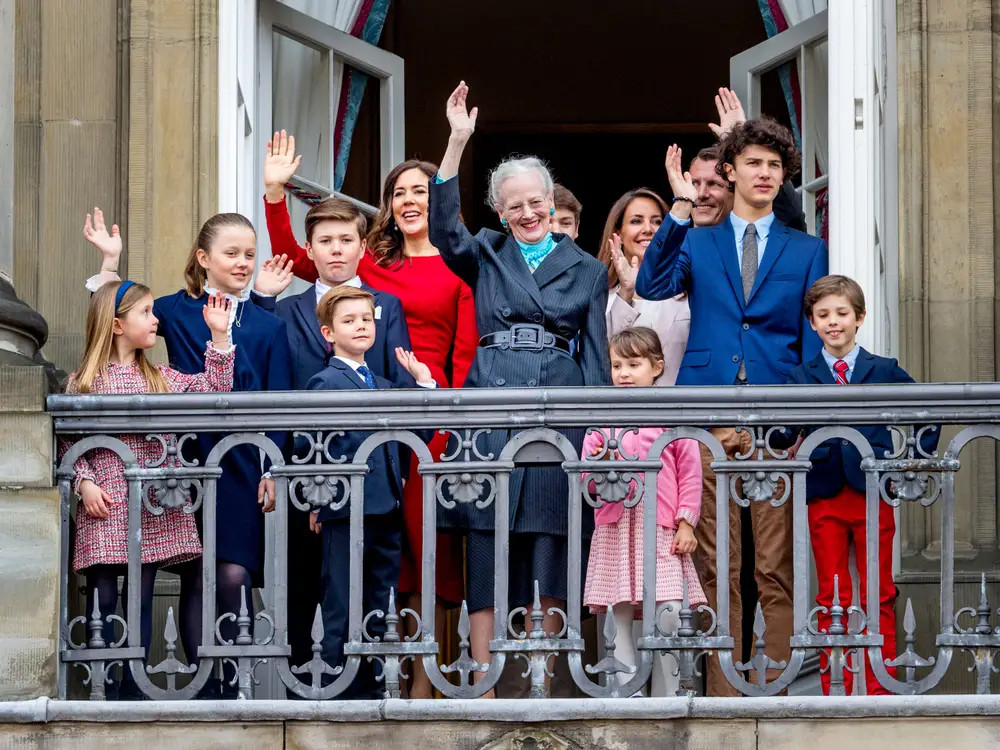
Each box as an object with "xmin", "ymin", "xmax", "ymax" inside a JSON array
[{"xmin": 786, "ymin": 274, "xmax": 936, "ymax": 695}]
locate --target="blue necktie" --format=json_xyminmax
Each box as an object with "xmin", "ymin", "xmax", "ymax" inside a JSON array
[{"xmin": 356, "ymin": 364, "xmax": 376, "ymax": 389}]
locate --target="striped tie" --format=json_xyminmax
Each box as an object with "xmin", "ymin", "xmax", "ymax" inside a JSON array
[{"xmin": 834, "ymin": 359, "xmax": 849, "ymax": 385}]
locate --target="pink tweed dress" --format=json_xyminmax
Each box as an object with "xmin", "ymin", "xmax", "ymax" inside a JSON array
[
  {"xmin": 61, "ymin": 344, "xmax": 234, "ymax": 572},
  {"xmin": 583, "ymin": 428, "xmax": 707, "ymax": 614}
]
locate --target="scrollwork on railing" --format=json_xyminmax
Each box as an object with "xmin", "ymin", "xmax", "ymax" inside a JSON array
[{"xmin": 49, "ymin": 384, "xmax": 1000, "ymax": 700}]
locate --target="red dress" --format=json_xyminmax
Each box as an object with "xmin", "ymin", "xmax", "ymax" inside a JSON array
[{"xmin": 265, "ymin": 198, "xmax": 477, "ymax": 602}]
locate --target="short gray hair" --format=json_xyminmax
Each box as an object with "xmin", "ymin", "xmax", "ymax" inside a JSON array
[{"xmin": 486, "ymin": 156, "xmax": 554, "ymax": 210}]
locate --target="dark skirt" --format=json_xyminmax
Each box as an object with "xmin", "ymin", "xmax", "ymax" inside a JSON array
[{"xmin": 466, "ymin": 530, "xmax": 589, "ymax": 613}]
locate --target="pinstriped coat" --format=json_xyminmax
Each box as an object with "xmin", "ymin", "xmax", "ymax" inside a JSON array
[{"xmin": 429, "ymin": 177, "xmax": 611, "ymax": 535}]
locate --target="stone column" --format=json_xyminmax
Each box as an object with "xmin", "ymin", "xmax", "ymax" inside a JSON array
[
  {"xmin": 897, "ymin": 0, "xmax": 996, "ymax": 566},
  {"xmin": 122, "ymin": 0, "xmax": 218, "ymax": 301},
  {"xmin": 896, "ymin": 0, "xmax": 998, "ymax": 692}
]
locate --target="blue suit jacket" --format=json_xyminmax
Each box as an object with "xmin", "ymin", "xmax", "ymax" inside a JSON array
[
  {"xmin": 252, "ymin": 284, "xmax": 415, "ymax": 389},
  {"xmin": 635, "ymin": 215, "xmax": 828, "ymax": 385},
  {"xmin": 785, "ymin": 347, "xmax": 938, "ymax": 500},
  {"xmin": 304, "ymin": 358, "xmax": 406, "ymax": 522}
]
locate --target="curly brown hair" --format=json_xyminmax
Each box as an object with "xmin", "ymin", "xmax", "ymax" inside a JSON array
[
  {"xmin": 367, "ymin": 159, "xmax": 438, "ymax": 267},
  {"xmin": 715, "ymin": 117, "xmax": 801, "ymax": 190}
]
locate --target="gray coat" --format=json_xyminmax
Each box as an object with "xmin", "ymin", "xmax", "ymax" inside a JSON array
[{"xmin": 429, "ymin": 177, "xmax": 610, "ymax": 534}]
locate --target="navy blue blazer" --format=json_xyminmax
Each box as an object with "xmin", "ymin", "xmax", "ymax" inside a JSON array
[
  {"xmin": 251, "ymin": 284, "xmax": 415, "ymax": 389},
  {"xmin": 785, "ymin": 347, "xmax": 938, "ymax": 500},
  {"xmin": 304, "ymin": 358, "xmax": 406, "ymax": 522},
  {"xmin": 635, "ymin": 215, "xmax": 827, "ymax": 385}
]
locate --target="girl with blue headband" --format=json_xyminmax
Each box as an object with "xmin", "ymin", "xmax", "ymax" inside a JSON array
[
  {"xmin": 60, "ymin": 280, "xmax": 234, "ymax": 699},
  {"xmin": 83, "ymin": 208, "xmax": 292, "ymax": 698}
]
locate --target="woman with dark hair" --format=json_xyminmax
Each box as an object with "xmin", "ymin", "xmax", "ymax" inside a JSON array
[
  {"xmin": 430, "ymin": 82, "xmax": 610, "ymax": 697},
  {"xmin": 262, "ymin": 140, "xmax": 477, "ymax": 698},
  {"xmin": 597, "ymin": 185, "xmax": 690, "ymax": 385}
]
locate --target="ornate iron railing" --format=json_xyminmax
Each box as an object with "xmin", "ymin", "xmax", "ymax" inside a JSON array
[{"xmin": 47, "ymin": 383, "xmax": 1000, "ymax": 700}]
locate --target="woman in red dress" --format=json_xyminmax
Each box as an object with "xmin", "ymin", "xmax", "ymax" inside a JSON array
[{"xmin": 263, "ymin": 134, "xmax": 477, "ymax": 697}]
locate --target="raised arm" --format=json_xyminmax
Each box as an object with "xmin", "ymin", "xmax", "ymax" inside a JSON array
[
  {"xmin": 83, "ymin": 207, "xmax": 124, "ymax": 289},
  {"xmin": 635, "ymin": 145, "xmax": 695, "ymax": 300},
  {"xmin": 428, "ymin": 82, "xmax": 483, "ymax": 287},
  {"xmin": 263, "ymin": 130, "xmax": 318, "ymax": 283}
]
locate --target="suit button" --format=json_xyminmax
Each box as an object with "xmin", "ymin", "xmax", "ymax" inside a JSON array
[
  {"xmin": 501, "ymin": 307, "xmax": 511, "ymax": 317},
  {"xmin": 732, "ymin": 355, "xmax": 739, "ymax": 363},
  {"xmin": 842, "ymin": 440, "xmax": 849, "ymax": 446},
  {"xmin": 742, "ymin": 323, "xmax": 750, "ymax": 330},
  {"xmin": 495, "ymin": 377, "xmax": 506, "ymax": 386},
  {"xmin": 527, "ymin": 378, "xmax": 537, "ymax": 387},
  {"xmin": 532, "ymin": 313, "xmax": 542, "ymax": 323}
]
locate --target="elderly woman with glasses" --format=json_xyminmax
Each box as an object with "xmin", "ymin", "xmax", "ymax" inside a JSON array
[{"xmin": 429, "ymin": 81, "xmax": 610, "ymax": 697}]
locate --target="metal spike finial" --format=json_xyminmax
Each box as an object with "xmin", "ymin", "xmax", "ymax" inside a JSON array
[
  {"xmin": 528, "ymin": 580, "xmax": 546, "ymax": 639},
  {"xmin": 383, "ymin": 587, "xmax": 401, "ymax": 643},
  {"xmin": 291, "ymin": 604, "xmax": 339, "ymax": 687},
  {"xmin": 235, "ymin": 586, "xmax": 253, "ymax": 646},
  {"xmin": 676, "ymin": 578, "xmax": 696, "ymax": 638},
  {"xmin": 975, "ymin": 573, "xmax": 992, "ymax": 635},
  {"xmin": 734, "ymin": 603, "xmax": 786, "ymax": 688},
  {"xmin": 87, "ymin": 589, "xmax": 106, "ymax": 650},
  {"xmin": 828, "ymin": 574, "xmax": 846, "ymax": 636},
  {"xmin": 441, "ymin": 600, "xmax": 488, "ymax": 686}
]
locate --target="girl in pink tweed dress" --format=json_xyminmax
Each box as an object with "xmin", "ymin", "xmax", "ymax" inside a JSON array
[
  {"xmin": 582, "ymin": 327, "xmax": 705, "ymax": 696},
  {"xmin": 60, "ymin": 280, "xmax": 234, "ymax": 664}
]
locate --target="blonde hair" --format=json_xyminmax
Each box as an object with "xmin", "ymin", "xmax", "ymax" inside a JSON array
[
  {"xmin": 183, "ymin": 213, "xmax": 255, "ymax": 297},
  {"xmin": 316, "ymin": 285, "xmax": 376, "ymax": 329},
  {"xmin": 74, "ymin": 281, "xmax": 168, "ymax": 394}
]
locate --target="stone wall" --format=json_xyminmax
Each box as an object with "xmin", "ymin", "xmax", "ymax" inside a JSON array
[{"xmin": 0, "ymin": 366, "xmax": 58, "ymax": 699}]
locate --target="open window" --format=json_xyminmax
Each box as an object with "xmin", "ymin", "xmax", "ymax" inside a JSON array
[{"xmin": 730, "ymin": 3, "xmax": 897, "ymax": 356}]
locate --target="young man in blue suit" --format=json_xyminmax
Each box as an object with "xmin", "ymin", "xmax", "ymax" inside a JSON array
[
  {"xmin": 305, "ymin": 285, "xmax": 434, "ymax": 698},
  {"xmin": 253, "ymin": 197, "xmax": 415, "ymax": 389},
  {"xmin": 636, "ymin": 117, "xmax": 828, "ymax": 695},
  {"xmin": 786, "ymin": 274, "xmax": 935, "ymax": 696}
]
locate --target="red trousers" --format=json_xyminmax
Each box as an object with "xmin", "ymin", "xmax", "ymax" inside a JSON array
[{"xmin": 809, "ymin": 486, "xmax": 897, "ymax": 695}]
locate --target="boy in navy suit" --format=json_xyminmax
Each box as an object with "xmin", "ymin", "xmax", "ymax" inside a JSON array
[
  {"xmin": 305, "ymin": 285, "xmax": 434, "ymax": 698},
  {"xmin": 253, "ymin": 197, "xmax": 415, "ymax": 677},
  {"xmin": 253, "ymin": 196, "xmax": 415, "ymax": 389},
  {"xmin": 787, "ymin": 274, "xmax": 936, "ymax": 696}
]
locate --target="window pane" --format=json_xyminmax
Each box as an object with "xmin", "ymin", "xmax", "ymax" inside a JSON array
[
  {"xmin": 272, "ymin": 30, "xmax": 332, "ymax": 187},
  {"xmin": 335, "ymin": 63, "xmax": 382, "ymax": 209}
]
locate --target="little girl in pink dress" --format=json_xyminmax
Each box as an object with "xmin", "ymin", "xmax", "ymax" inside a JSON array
[{"xmin": 583, "ymin": 327, "xmax": 706, "ymax": 696}]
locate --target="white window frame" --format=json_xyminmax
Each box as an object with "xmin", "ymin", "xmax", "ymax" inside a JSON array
[
  {"xmin": 730, "ymin": 5, "xmax": 899, "ymax": 357},
  {"xmin": 218, "ymin": 0, "xmax": 405, "ymax": 222}
]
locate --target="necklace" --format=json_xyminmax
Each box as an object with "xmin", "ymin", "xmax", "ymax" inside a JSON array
[{"xmin": 233, "ymin": 300, "xmax": 245, "ymax": 328}]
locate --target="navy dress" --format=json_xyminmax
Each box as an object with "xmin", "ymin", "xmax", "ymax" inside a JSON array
[
  {"xmin": 155, "ymin": 290, "xmax": 292, "ymax": 584},
  {"xmin": 428, "ymin": 177, "xmax": 611, "ymax": 611}
]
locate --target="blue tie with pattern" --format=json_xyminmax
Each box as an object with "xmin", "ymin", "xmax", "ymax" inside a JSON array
[{"xmin": 356, "ymin": 364, "xmax": 376, "ymax": 389}]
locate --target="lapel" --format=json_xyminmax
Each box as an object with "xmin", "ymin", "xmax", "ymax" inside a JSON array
[
  {"xmin": 327, "ymin": 357, "xmax": 365, "ymax": 389},
  {"xmin": 291, "ymin": 288, "xmax": 328, "ymax": 354},
  {"xmin": 498, "ymin": 233, "xmax": 544, "ymax": 311},
  {"xmin": 532, "ymin": 237, "xmax": 582, "ymax": 289},
  {"xmin": 806, "ymin": 353, "xmax": 837, "ymax": 385},
  {"xmin": 711, "ymin": 219, "xmax": 745, "ymax": 308},
  {"xmin": 849, "ymin": 347, "xmax": 877, "ymax": 384},
  {"xmin": 747, "ymin": 219, "xmax": 790, "ymax": 304}
]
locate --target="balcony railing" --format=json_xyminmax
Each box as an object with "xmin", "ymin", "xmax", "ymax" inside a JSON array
[{"xmin": 47, "ymin": 383, "xmax": 1000, "ymax": 700}]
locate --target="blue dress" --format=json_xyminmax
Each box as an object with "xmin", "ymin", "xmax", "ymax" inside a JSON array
[{"xmin": 154, "ymin": 290, "xmax": 292, "ymax": 583}]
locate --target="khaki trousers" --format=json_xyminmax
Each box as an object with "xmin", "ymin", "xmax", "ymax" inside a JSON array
[{"xmin": 694, "ymin": 427, "xmax": 794, "ymax": 696}]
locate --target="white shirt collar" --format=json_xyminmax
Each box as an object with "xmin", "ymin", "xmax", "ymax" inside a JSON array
[
  {"xmin": 729, "ymin": 211, "xmax": 775, "ymax": 242},
  {"xmin": 315, "ymin": 275, "xmax": 362, "ymax": 304}
]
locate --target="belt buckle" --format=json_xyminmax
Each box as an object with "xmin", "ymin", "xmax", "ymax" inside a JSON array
[{"xmin": 509, "ymin": 324, "xmax": 543, "ymax": 351}]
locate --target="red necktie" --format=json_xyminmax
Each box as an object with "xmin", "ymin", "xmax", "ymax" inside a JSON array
[{"xmin": 834, "ymin": 359, "xmax": 849, "ymax": 385}]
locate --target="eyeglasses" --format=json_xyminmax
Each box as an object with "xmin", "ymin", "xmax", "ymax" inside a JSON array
[{"xmin": 503, "ymin": 198, "xmax": 547, "ymax": 218}]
